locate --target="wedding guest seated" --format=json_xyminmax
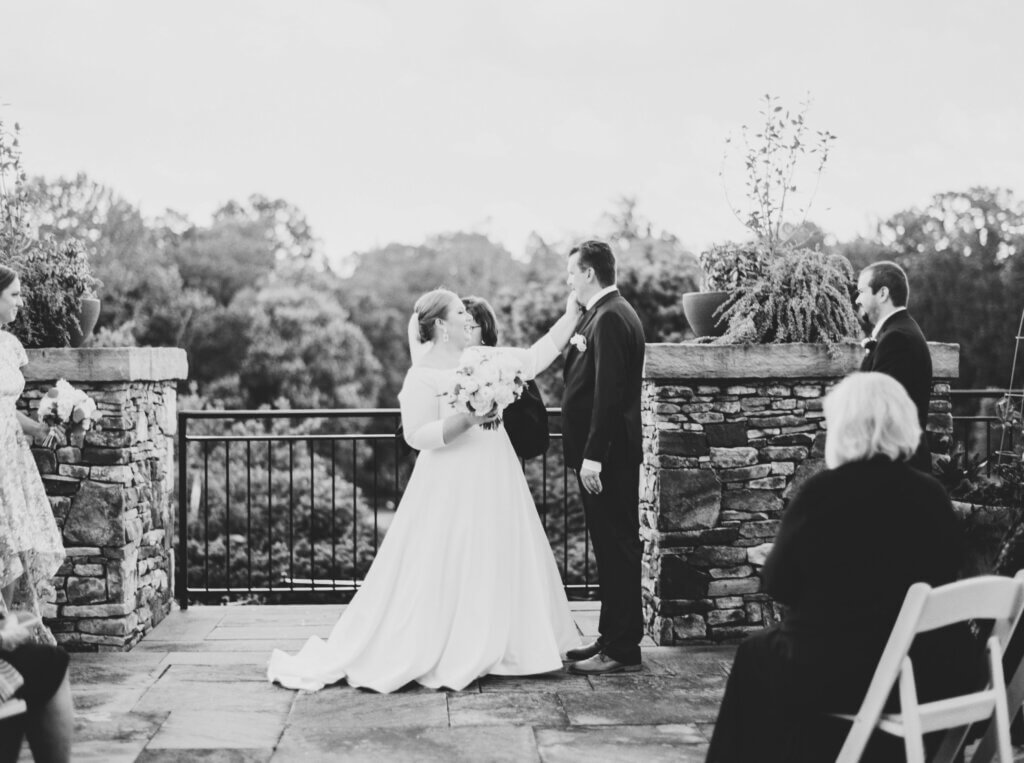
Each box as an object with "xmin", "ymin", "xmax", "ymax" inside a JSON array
[
  {"xmin": 0, "ymin": 613, "xmax": 73, "ymax": 763},
  {"xmin": 706, "ymin": 372, "xmax": 978, "ymax": 763}
]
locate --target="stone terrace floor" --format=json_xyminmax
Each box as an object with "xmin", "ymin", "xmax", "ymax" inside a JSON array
[{"xmin": 34, "ymin": 601, "xmax": 737, "ymax": 762}]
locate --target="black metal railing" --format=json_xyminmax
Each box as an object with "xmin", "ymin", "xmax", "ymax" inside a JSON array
[
  {"xmin": 949, "ymin": 389, "xmax": 1023, "ymax": 466},
  {"xmin": 175, "ymin": 390, "xmax": 1018, "ymax": 608},
  {"xmin": 176, "ymin": 408, "xmax": 595, "ymax": 607}
]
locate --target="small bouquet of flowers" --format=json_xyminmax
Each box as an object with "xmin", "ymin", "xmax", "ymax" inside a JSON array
[
  {"xmin": 36, "ymin": 379, "xmax": 99, "ymax": 449},
  {"xmin": 443, "ymin": 348, "xmax": 525, "ymax": 430}
]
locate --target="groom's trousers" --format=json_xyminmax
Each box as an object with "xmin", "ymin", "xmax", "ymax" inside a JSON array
[{"xmin": 578, "ymin": 459, "xmax": 643, "ymax": 665}]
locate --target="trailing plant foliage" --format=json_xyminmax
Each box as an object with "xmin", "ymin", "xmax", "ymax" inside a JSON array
[
  {"xmin": 714, "ymin": 248, "xmax": 860, "ymax": 355},
  {"xmin": 697, "ymin": 242, "xmax": 768, "ymax": 292},
  {"xmin": 0, "ymin": 118, "xmax": 99, "ymax": 347}
]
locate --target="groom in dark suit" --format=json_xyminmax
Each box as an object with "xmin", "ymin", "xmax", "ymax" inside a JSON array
[
  {"xmin": 561, "ymin": 240, "xmax": 646, "ymax": 675},
  {"xmin": 856, "ymin": 260, "xmax": 933, "ymax": 472}
]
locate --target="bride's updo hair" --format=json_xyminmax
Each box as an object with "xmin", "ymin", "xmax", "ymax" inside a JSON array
[
  {"xmin": 414, "ymin": 288, "xmax": 459, "ymax": 343},
  {"xmin": 0, "ymin": 265, "xmax": 17, "ymax": 293}
]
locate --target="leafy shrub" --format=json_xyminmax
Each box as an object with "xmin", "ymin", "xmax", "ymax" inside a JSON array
[
  {"xmin": 0, "ymin": 119, "xmax": 99, "ymax": 347},
  {"xmin": 714, "ymin": 248, "xmax": 861, "ymax": 355},
  {"xmin": 698, "ymin": 242, "xmax": 769, "ymax": 292}
]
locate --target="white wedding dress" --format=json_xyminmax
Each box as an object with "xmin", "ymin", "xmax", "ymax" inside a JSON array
[{"xmin": 267, "ymin": 341, "xmax": 579, "ymax": 693}]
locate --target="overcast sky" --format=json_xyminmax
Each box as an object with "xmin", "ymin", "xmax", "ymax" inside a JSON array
[{"xmin": 2, "ymin": 0, "xmax": 1022, "ymax": 266}]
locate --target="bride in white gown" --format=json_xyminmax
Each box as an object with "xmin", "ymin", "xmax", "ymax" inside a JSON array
[{"xmin": 267, "ymin": 288, "xmax": 582, "ymax": 693}]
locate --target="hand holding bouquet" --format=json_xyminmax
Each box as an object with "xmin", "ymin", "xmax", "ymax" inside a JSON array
[
  {"xmin": 37, "ymin": 379, "xmax": 99, "ymax": 449},
  {"xmin": 444, "ymin": 348, "xmax": 525, "ymax": 430}
]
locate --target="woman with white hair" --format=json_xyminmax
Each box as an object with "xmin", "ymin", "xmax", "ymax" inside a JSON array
[{"xmin": 706, "ymin": 372, "xmax": 975, "ymax": 762}]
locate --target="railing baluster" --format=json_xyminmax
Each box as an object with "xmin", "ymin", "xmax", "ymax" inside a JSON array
[
  {"xmin": 352, "ymin": 440, "xmax": 358, "ymax": 586},
  {"xmin": 267, "ymin": 439, "xmax": 273, "ymax": 594},
  {"xmin": 203, "ymin": 440, "xmax": 210, "ymax": 594},
  {"xmin": 288, "ymin": 440, "xmax": 295, "ymax": 591},
  {"xmin": 331, "ymin": 439, "xmax": 337, "ymax": 592},
  {"xmin": 309, "ymin": 437, "xmax": 315, "ymax": 593},
  {"xmin": 562, "ymin": 449, "xmax": 569, "ymax": 584},
  {"xmin": 177, "ymin": 413, "xmax": 189, "ymax": 609},
  {"xmin": 246, "ymin": 440, "xmax": 252, "ymax": 592},
  {"xmin": 225, "ymin": 440, "xmax": 231, "ymax": 594},
  {"xmin": 373, "ymin": 441, "xmax": 379, "ymax": 553}
]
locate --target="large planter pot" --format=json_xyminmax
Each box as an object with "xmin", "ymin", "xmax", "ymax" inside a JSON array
[
  {"xmin": 69, "ymin": 297, "xmax": 101, "ymax": 348},
  {"xmin": 682, "ymin": 291, "xmax": 730, "ymax": 338}
]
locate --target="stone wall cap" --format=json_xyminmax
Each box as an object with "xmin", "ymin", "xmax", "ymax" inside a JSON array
[
  {"xmin": 24, "ymin": 347, "xmax": 189, "ymax": 383},
  {"xmin": 644, "ymin": 341, "xmax": 959, "ymax": 381}
]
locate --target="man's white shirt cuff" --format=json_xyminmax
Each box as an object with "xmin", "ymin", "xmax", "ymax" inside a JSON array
[{"xmin": 581, "ymin": 459, "xmax": 602, "ymax": 473}]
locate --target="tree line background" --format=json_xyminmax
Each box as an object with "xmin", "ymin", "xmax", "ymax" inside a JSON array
[{"xmin": 20, "ymin": 175, "xmax": 1024, "ymax": 599}]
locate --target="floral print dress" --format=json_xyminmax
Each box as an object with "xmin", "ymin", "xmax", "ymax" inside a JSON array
[{"xmin": 0, "ymin": 330, "xmax": 64, "ymax": 642}]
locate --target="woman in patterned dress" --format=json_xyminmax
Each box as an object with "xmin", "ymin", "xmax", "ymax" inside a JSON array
[{"xmin": 0, "ymin": 265, "xmax": 65, "ymax": 642}]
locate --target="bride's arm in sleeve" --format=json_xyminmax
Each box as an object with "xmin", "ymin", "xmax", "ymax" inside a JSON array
[
  {"xmin": 407, "ymin": 313, "xmax": 431, "ymax": 366},
  {"xmin": 505, "ymin": 292, "xmax": 583, "ymax": 380},
  {"xmin": 399, "ymin": 370, "xmax": 494, "ymax": 450}
]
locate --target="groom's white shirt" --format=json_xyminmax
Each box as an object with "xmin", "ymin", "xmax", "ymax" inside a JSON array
[
  {"xmin": 585, "ymin": 285, "xmax": 618, "ymax": 312},
  {"xmin": 580, "ymin": 286, "xmax": 618, "ymax": 474}
]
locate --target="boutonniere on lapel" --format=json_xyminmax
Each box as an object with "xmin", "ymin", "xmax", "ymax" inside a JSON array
[
  {"xmin": 569, "ymin": 333, "xmax": 587, "ymax": 353},
  {"xmin": 861, "ymin": 337, "xmax": 877, "ymax": 354}
]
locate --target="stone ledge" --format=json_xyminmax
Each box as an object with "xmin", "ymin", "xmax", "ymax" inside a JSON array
[
  {"xmin": 644, "ymin": 341, "xmax": 959, "ymax": 381},
  {"xmin": 24, "ymin": 347, "xmax": 188, "ymax": 382}
]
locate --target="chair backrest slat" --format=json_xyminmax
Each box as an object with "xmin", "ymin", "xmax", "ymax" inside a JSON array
[{"xmin": 915, "ymin": 575, "xmax": 1024, "ymax": 633}]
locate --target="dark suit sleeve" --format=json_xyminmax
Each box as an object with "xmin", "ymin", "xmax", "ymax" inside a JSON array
[
  {"xmin": 583, "ymin": 311, "xmax": 631, "ymax": 463},
  {"xmin": 868, "ymin": 330, "xmax": 917, "ymax": 391},
  {"xmin": 762, "ymin": 477, "xmax": 820, "ymax": 606}
]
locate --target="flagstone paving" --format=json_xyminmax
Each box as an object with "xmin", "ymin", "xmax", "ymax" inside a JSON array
[{"xmin": 18, "ymin": 602, "xmax": 737, "ymax": 762}]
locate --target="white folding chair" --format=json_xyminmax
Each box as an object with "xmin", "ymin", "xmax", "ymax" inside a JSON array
[
  {"xmin": 834, "ymin": 571, "xmax": 1024, "ymax": 763},
  {"xmin": 965, "ymin": 575, "xmax": 1024, "ymax": 763}
]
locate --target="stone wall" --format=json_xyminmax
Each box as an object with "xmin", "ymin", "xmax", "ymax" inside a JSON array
[
  {"xmin": 640, "ymin": 341, "xmax": 959, "ymax": 645},
  {"xmin": 19, "ymin": 348, "xmax": 188, "ymax": 651}
]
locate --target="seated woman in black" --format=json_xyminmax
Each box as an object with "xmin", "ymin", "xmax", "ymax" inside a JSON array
[
  {"xmin": 706, "ymin": 371, "xmax": 975, "ymax": 762},
  {"xmin": 0, "ymin": 613, "xmax": 73, "ymax": 763}
]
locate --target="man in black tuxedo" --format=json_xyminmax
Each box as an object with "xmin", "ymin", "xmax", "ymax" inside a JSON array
[
  {"xmin": 561, "ymin": 240, "xmax": 646, "ymax": 675},
  {"xmin": 856, "ymin": 260, "xmax": 932, "ymax": 472}
]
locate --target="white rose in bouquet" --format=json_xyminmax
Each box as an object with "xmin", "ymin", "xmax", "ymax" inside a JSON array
[{"xmin": 443, "ymin": 348, "xmax": 525, "ymax": 430}]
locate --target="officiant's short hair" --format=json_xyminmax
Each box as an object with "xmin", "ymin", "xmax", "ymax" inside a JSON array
[
  {"xmin": 463, "ymin": 296, "xmax": 498, "ymax": 347},
  {"xmin": 823, "ymin": 372, "xmax": 921, "ymax": 469},
  {"xmin": 570, "ymin": 240, "xmax": 616, "ymax": 287},
  {"xmin": 862, "ymin": 261, "xmax": 909, "ymax": 307}
]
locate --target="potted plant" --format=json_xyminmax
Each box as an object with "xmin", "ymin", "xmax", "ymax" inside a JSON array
[
  {"xmin": 682, "ymin": 241, "xmax": 767, "ymax": 337},
  {"xmin": 685, "ymin": 95, "xmax": 857, "ymax": 348},
  {"xmin": 0, "ymin": 119, "xmax": 100, "ymax": 347}
]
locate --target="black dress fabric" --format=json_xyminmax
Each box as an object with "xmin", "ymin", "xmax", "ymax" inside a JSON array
[
  {"xmin": 502, "ymin": 380, "xmax": 549, "ymax": 460},
  {"xmin": 2, "ymin": 644, "xmax": 68, "ymax": 707}
]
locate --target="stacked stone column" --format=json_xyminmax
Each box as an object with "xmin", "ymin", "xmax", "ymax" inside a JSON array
[
  {"xmin": 19, "ymin": 347, "xmax": 188, "ymax": 651},
  {"xmin": 640, "ymin": 341, "xmax": 959, "ymax": 644}
]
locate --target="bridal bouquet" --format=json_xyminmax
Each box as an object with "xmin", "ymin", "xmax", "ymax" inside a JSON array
[
  {"xmin": 36, "ymin": 379, "xmax": 99, "ymax": 449},
  {"xmin": 444, "ymin": 349, "xmax": 525, "ymax": 430}
]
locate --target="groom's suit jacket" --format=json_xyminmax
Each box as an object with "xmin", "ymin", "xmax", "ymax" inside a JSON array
[
  {"xmin": 561, "ymin": 290, "xmax": 646, "ymax": 471},
  {"xmin": 860, "ymin": 309, "xmax": 932, "ymax": 470}
]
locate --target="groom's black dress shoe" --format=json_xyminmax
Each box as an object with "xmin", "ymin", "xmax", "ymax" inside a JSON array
[
  {"xmin": 567, "ymin": 652, "xmax": 642, "ymax": 676},
  {"xmin": 565, "ymin": 640, "xmax": 602, "ymax": 661}
]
